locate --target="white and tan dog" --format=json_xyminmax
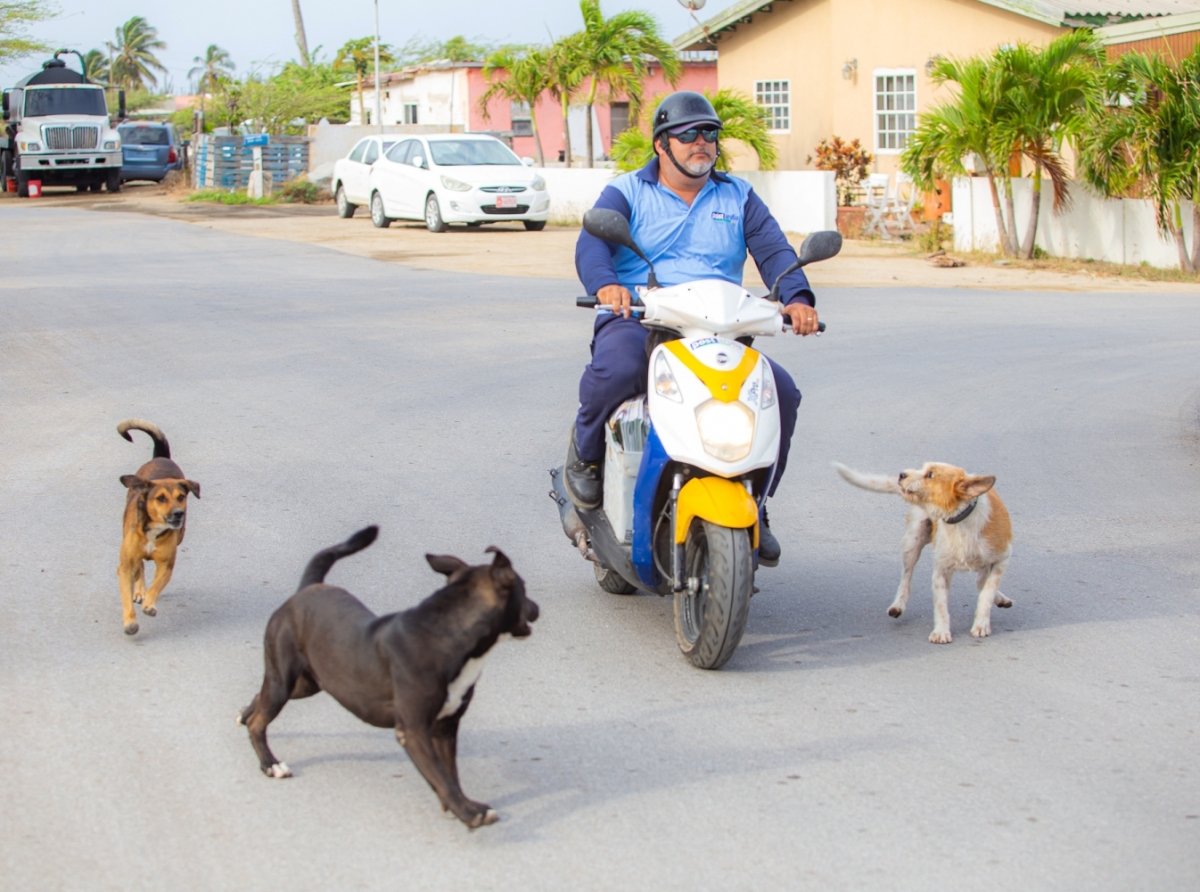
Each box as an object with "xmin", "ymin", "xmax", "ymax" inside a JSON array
[{"xmin": 834, "ymin": 462, "xmax": 1012, "ymax": 644}]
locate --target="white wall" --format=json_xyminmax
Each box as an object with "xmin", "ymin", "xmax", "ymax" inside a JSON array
[
  {"xmin": 952, "ymin": 176, "xmax": 1196, "ymax": 270},
  {"xmin": 541, "ymin": 168, "xmax": 838, "ymax": 232},
  {"xmin": 354, "ymin": 68, "xmax": 471, "ymax": 128}
]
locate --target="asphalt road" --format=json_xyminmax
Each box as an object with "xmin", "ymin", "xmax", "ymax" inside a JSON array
[{"xmin": 1, "ymin": 207, "xmax": 1198, "ymax": 891}]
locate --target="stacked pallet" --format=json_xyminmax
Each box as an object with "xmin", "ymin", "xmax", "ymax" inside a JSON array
[{"xmin": 191, "ymin": 135, "xmax": 309, "ymax": 192}]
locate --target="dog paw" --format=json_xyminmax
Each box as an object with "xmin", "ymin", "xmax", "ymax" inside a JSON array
[
  {"xmin": 887, "ymin": 605, "xmax": 904, "ymax": 618},
  {"xmin": 971, "ymin": 621, "xmax": 991, "ymax": 638},
  {"xmin": 928, "ymin": 629, "xmax": 952, "ymax": 644},
  {"xmin": 142, "ymin": 605, "xmax": 156, "ymax": 617},
  {"xmin": 236, "ymin": 709, "xmax": 247, "ymax": 727},
  {"xmin": 124, "ymin": 622, "xmax": 139, "ymax": 636},
  {"xmin": 266, "ymin": 762, "xmax": 292, "ymax": 779},
  {"xmin": 133, "ymin": 592, "xmax": 143, "ymax": 604},
  {"xmin": 995, "ymin": 593, "xmax": 1012, "ymax": 608},
  {"xmin": 465, "ymin": 806, "xmax": 499, "ymax": 829}
]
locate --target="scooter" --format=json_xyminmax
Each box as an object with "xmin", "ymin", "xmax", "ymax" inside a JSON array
[{"xmin": 550, "ymin": 208, "xmax": 842, "ymax": 670}]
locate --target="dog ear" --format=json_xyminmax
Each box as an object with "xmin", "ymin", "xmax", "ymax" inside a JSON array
[
  {"xmin": 485, "ymin": 547, "xmax": 516, "ymax": 586},
  {"xmin": 120, "ymin": 475, "xmax": 150, "ymax": 491},
  {"xmin": 426, "ymin": 554, "xmax": 468, "ymax": 577},
  {"xmin": 182, "ymin": 480, "xmax": 201, "ymax": 498},
  {"xmin": 957, "ymin": 475, "xmax": 996, "ymax": 499}
]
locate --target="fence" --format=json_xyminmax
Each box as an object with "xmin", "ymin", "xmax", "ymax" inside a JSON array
[
  {"xmin": 191, "ymin": 134, "xmax": 310, "ymax": 193},
  {"xmin": 952, "ymin": 176, "xmax": 1196, "ymax": 270}
]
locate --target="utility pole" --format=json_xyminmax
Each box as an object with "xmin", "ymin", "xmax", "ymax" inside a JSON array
[{"xmin": 374, "ymin": 0, "xmax": 382, "ymax": 133}]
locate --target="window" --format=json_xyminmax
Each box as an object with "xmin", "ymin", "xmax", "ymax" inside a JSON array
[
  {"xmin": 118, "ymin": 126, "xmax": 170, "ymax": 146},
  {"xmin": 363, "ymin": 140, "xmax": 379, "ymax": 165},
  {"xmin": 348, "ymin": 140, "xmax": 367, "ymax": 163},
  {"xmin": 387, "ymin": 139, "xmax": 417, "ymax": 164},
  {"xmin": 510, "ymin": 100, "xmax": 532, "ymax": 137},
  {"xmin": 609, "ymin": 102, "xmax": 630, "ymax": 140},
  {"xmin": 874, "ymin": 70, "xmax": 917, "ymax": 152},
  {"xmin": 754, "ymin": 80, "xmax": 790, "ymax": 132},
  {"xmin": 403, "ymin": 102, "xmax": 419, "ymax": 125},
  {"xmin": 427, "ymin": 138, "xmax": 521, "ymax": 166},
  {"xmin": 25, "ymin": 87, "xmax": 107, "ymax": 117}
]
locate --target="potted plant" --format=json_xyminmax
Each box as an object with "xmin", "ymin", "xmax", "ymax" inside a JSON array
[{"xmin": 808, "ymin": 136, "xmax": 872, "ymax": 238}]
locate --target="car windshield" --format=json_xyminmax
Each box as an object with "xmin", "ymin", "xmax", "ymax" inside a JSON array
[
  {"xmin": 24, "ymin": 88, "xmax": 107, "ymax": 117},
  {"xmin": 428, "ymin": 139, "xmax": 520, "ymax": 166},
  {"xmin": 119, "ymin": 127, "xmax": 169, "ymax": 146}
]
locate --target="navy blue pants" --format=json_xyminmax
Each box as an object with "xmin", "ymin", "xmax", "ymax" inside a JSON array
[{"xmin": 574, "ymin": 314, "xmax": 801, "ymax": 498}]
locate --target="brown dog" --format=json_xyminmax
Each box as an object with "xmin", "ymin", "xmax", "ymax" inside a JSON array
[
  {"xmin": 835, "ymin": 461, "xmax": 1012, "ymax": 644},
  {"xmin": 116, "ymin": 420, "xmax": 200, "ymax": 635}
]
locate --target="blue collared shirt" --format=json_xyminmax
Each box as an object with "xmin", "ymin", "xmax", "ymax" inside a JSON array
[{"xmin": 575, "ymin": 157, "xmax": 815, "ymax": 307}]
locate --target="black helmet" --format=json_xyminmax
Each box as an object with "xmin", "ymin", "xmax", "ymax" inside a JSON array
[{"xmin": 651, "ymin": 91, "xmax": 722, "ymax": 142}]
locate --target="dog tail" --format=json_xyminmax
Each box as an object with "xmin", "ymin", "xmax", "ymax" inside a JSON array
[
  {"xmin": 117, "ymin": 419, "xmax": 171, "ymax": 459},
  {"xmin": 833, "ymin": 462, "xmax": 903, "ymax": 495},
  {"xmin": 298, "ymin": 526, "xmax": 379, "ymax": 589}
]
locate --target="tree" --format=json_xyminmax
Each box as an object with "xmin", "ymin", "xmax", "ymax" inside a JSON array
[
  {"xmin": 546, "ymin": 34, "xmax": 587, "ymax": 167},
  {"xmin": 0, "ymin": 0, "xmax": 52, "ymax": 65},
  {"xmin": 992, "ymin": 31, "xmax": 1103, "ymax": 258},
  {"xmin": 206, "ymin": 61, "xmax": 349, "ymax": 135},
  {"xmin": 291, "ymin": 0, "xmax": 310, "ymax": 67},
  {"xmin": 479, "ymin": 46, "xmax": 550, "ymax": 165},
  {"xmin": 106, "ymin": 16, "xmax": 167, "ymax": 91},
  {"xmin": 610, "ymin": 88, "xmax": 777, "ymax": 173},
  {"xmin": 575, "ymin": 0, "xmax": 680, "ymax": 168},
  {"xmin": 902, "ymin": 54, "xmax": 1019, "ymax": 255},
  {"xmin": 81, "ymin": 48, "xmax": 109, "ymax": 84},
  {"xmin": 336, "ymin": 37, "xmax": 395, "ymax": 126},
  {"xmin": 188, "ymin": 44, "xmax": 235, "ymax": 117},
  {"xmin": 1079, "ymin": 47, "xmax": 1200, "ymax": 272},
  {"xmin": 396, "ymin": 35, "xmax": 494, "ymax": 66}
]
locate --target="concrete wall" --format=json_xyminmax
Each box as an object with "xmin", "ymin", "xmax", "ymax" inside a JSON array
[
  {"xmin": 712, "ymin": 0, "xmax": 1064, "ymax": 173},
  {"xmin": 951, "ymin": 176, "xmax": 1196, "ymax": 269},
  {"xmin": 541, "ymin": 168, "xmax": 837, "ymax": 232},
  {"xmin": 306, "ymin": 123, "xmax": 463, "ymax": 171}
]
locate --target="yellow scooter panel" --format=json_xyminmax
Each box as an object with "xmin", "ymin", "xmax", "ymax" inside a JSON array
[{"xmin": 675, "ymin": 477, "xmax": 760, "ymax": 549}]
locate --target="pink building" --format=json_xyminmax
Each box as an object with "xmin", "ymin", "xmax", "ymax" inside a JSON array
[{"xmin": 355, "ymin": 59, "xmax": 717, "ymax": 164}]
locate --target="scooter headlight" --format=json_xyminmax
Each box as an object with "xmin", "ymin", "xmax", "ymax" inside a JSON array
[
  {"xmin": 695, "ymin": 399, "xmax": 755, "ymax": 462},
  {"xmin": 760, "ymin": 359, "xmax": 777, "ymax": 410},
  {"xmin": 654, "ymin": 352, "xmax": 682, "ymax": 403}
]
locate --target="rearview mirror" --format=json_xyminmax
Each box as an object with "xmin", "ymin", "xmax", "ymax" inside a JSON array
[
  {"xmin": 521, "ymin": 156, "xmax": 535, "ymax": 167},
  {"xmin": 412, "ymin": 155, "xmax": 425, "ymax": 168},
  {"xmin": 798, "ymin": 230, "xmax": 843, "ymax": 266},
  {"xmin": 582, "ymin": 208, "xmax": 660, "ymax": 289}
]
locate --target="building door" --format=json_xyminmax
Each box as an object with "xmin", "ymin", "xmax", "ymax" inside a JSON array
[{"xmin": 610, "ymin": 102, "xmax": 630, "ymax": 144}]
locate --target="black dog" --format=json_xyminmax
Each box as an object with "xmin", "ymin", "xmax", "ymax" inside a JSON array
[{"xmin": 238, "ymin": 526, "xmax": 538, "ymax": 828}]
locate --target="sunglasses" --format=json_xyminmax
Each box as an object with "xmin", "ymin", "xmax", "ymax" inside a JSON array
[{"xmin": 672, "ymin": 127, "xmax": 719, "ymax": 144}]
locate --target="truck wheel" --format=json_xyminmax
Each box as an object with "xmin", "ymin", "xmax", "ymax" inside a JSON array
[
  {"xmin": 335, "ymin": 185, "xmax": 355, "ymax": 219},
  {"xmin": 16, "ymin": 167, "xmax": 29, "ymax": 198},
  {"xmin": 106, "ymin": 169, "xmax": 121, "ymax": 193},
  {"xmin": 0, "ymin": 150, "xmax": 12, "ymax": 181},
  {"xmin": 594, "ymin": 562, "xmax": 637, "ymax": 595},
  {"xmin": 674, "ymin": 519, "xmax": 752, "ymax": 670}
]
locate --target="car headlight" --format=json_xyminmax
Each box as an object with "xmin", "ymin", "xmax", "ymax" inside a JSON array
[
  {"xmin": 440, "ymin": 175, "xmax": 472, "ymax": 192},
  {"xmin": 759, "ymin": 359, "xmax": 776, "ymax": 410},
  {"xmin": 654, "ymin": 352, "xmax": 682, "ymax": 402},
  {"xmin": 104, "ymin": 140, "xmax": 119, "ymax": 150},
  {"xmin": 531, "ymin": 175, "xmax": 546, "ymax": 191},
  {"xmin": 20, "ymin": 142, "xmax": 40, "ymax": 152},
  {"xmin": 695, "ymin": 399, "xmax": 755, "ymax": 462}
]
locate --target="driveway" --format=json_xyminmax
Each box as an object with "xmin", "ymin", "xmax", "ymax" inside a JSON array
[{"xmin": 1, "ymin": 206, "xmax": 1197, "ymax": 891}]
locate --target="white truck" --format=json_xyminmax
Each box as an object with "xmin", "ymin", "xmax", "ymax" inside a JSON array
[{"xmin": 0, "ymin": 52, "xmax": 125, "ymax": 196}]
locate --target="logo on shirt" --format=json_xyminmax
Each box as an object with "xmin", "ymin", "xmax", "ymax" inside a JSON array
[{"xmin": 711, "ymin": 211, "xmax": 739, "ymax": 224}]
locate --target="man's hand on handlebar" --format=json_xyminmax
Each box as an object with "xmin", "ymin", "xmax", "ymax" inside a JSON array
[
  {"xmin": 783, "ymin": 302, "xmax": 820, "ymax": 336},
  {"xmin": 598, "ymin": 284, "xmax": 635, "ymax": 319}
]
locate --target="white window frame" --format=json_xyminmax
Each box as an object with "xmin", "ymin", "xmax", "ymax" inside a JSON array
[
  {"xmin": 754, "ymin": 79, "xmax": 790, "ymax": 134},
  {"xmin": 873, "ymin": 68, "xmax": 917, "ymax": 154}
]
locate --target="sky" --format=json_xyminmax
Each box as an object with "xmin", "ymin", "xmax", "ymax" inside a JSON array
[{"xmin": 0, "ymin": 0, "xmax": 713, "ymax": 92}]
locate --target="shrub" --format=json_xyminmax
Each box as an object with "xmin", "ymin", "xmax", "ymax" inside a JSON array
[
  {"xmin": 807, "ymin": 136, "xmax": 873, "ymax": 206},
  {"xmin": 280, "ymin": 178, "xmax": 320, "ymax": 204}
]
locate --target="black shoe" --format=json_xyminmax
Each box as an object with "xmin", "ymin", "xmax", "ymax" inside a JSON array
[
  {"xmin": 758, "ymin": 506, "xmax": 781, "ymax": 567},
  {"xmin": 565, "ymin": 426, "xmax": 603, "ymax": 510}
]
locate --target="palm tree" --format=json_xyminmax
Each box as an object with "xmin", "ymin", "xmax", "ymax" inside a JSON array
[
  {"xmin": 188, "ymin": 44, "xmax": 234, "ymax": 119},
  {"xmin": 336, "ymin": 37, "xmax": 395, "ymax": 126},
  {"xmin": 610, "ymin": 88, "xmax": 777, "ymax": 172},
  {"xmin": 992, "ymin": 31, "xmax": 1103, "ymax": 258},
  {"xmin": 902, "ymin": 54, "xmax": 1018, "ymax": 255},
  {"xmin": 81, "ymin": 48, "xmax": 109, "ymax": 84},
  {"xmin": 576, "ymin": 0, "xmax": 681, "ymax": 168},
  {"xmin": 1079, "ymin": 47, "xmax": 1200, "ymax": 272},
  {"xmin": 106, "ymin": 16, "xmax": 167, "ymax": 91},
  {"xmin": 292, "ymin": 0, "xmax": 310, "ymax": 67},
  {"xmin": 546, "ymin": 34, "xmax": 587, "ymax": 167},
  {"xmin": 479, "ymin": 46, "xmax": 551, "ymax": 166}
]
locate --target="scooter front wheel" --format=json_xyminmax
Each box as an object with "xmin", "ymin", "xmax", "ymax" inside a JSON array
[{"xmin": 675, "ymin": 519, "xmax": 752, "ymax": 670}]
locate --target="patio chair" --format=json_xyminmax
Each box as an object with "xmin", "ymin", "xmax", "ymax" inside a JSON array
[
  {"xmin": 860, "ymin": 173, "xmax": 891, "ymax": 238},
  {"xmin": 886, "ymin": 173, "xmax": 919, "ymax": 234}
]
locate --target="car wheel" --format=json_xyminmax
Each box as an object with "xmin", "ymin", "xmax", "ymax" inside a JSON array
[
  {"xmin": 466, "ymin": 221, "xmax": 483, "ymax": 228},
  {"xmin": 336, "ymin": 185, "xmax": 356, "ymax": 219},
  {"xmin": 370, "ymin": 192, "xmax": 391, "ymax": 228},
  {"xmin": 524, "ymin": 220, "xmax": 547, "ymax": 232},
  {"xmin": 425, "ymin": 193, "xmax": 448, "ymax": 232}
]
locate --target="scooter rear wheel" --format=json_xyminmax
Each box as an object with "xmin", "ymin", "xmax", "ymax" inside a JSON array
[
  {"xmin": 594, "ymin": 562, "xmax": 637, "ymax": 595},
  {"xmin": 674, "ymin": 519, "xmax": 752, "ymax": 670}
]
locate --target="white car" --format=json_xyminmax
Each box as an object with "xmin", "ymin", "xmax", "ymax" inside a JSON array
[
  {"xmin": 332, "ymin": 135, "xmax": 398, "ymax": 218},
  {"xmin": 366, "ymin": 134, "xmax": 550, "ymax": 232}
]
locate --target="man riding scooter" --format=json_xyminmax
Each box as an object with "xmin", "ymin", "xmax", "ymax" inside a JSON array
[{"xmin": 565, "ymin": 91, "xmax": 820, "ymax": 567}]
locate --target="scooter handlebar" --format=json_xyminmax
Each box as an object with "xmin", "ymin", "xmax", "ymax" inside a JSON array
[{"xmin": 575, "ymin": 296, "xmax": 825, "ymax": 332}]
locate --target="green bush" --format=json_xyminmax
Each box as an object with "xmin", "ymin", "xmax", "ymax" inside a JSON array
[
  {"xmin": 187, "ymin": 189, "xmax": 277, "ymax": 206},
  {"xmin": 280, "ymin": 178, "xmax": 320, "ymax": 204}
]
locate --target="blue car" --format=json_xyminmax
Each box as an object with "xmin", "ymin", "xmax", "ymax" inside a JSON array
[{"xmin": 119, "ymin": 122, "xmax": 183, "ymax": 183}]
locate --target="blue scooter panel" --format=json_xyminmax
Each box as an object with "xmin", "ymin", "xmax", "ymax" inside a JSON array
[{"xmin": 632, "ymin": 424, "xmax": 671, "ymax": 587}]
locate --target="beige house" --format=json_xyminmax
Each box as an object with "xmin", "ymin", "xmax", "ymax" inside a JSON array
[{"xmin": 676, "ymin": 0, "xmax": 1200, "ymax": 173}]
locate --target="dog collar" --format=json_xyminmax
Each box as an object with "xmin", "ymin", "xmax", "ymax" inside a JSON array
[{"xmin": 945, "ymin": 498, "xmax": 978, "ymax": 525}]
